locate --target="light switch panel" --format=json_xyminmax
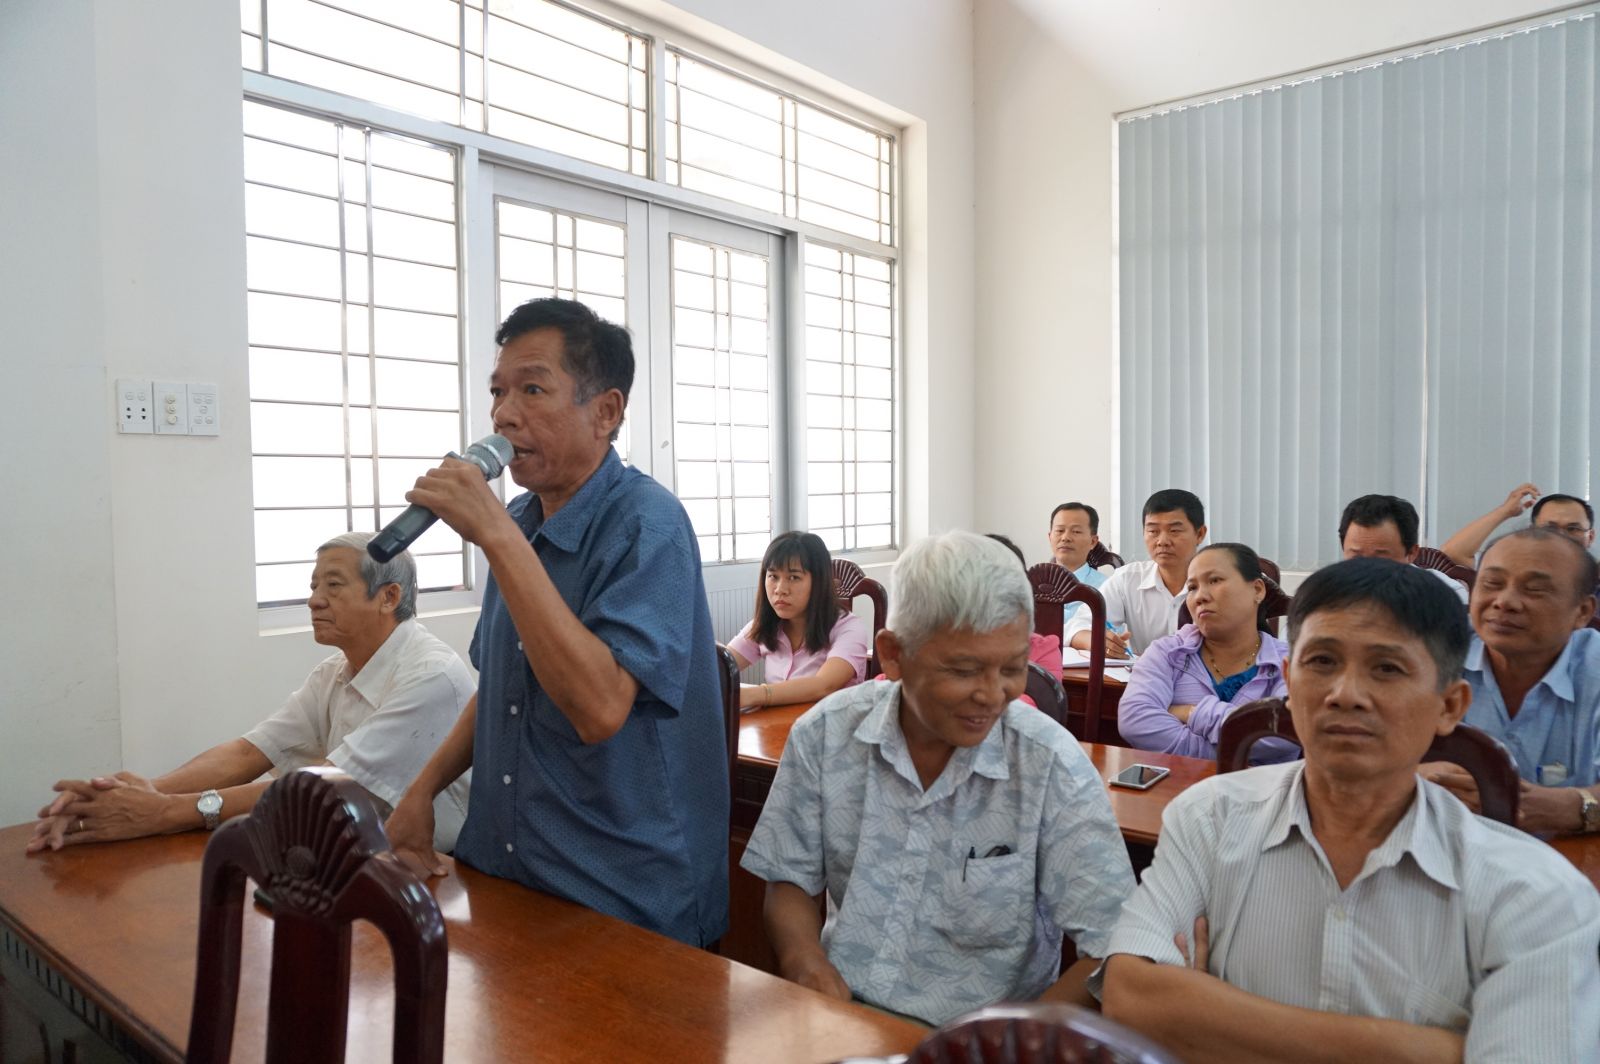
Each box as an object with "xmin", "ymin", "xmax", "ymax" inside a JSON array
[
  {"xmin": 117, "ymin": 379, "xmax": 153, "ymax": 434},
  {"xmin": 188, "ymin": 382, "xmax": 219, "ymax": 436},
  {"xmin": 153, "ymin": 381, "xmax": 189, "ymax": 435}
]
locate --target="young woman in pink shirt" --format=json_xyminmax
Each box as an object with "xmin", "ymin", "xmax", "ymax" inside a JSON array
[{"xmin": 727, "ymin": 532, "xmax": 871, "ymax": 709}]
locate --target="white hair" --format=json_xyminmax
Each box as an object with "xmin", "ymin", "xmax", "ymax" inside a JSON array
[
  {"xmin": 887, "ymin": 531, "xmax": 1033, "ymax": 653},
  {"xmin": 317, "ymin": 531, "xmax": 418, "ymax": 622}
]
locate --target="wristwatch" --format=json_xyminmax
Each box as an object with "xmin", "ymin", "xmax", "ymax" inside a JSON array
[
  {"xmin": 197, "ymin": 789, "xmax": 224, "ymax": 831},
  {"xmin": 1580, "ymin": 789, "xmax": 1600, "ymax": 834}
]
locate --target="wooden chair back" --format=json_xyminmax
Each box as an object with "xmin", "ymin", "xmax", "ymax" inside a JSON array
[
  {"xmin": 832, "ymin": 557, "xmax": 888, "ymax": 675},
  {"xmin": 715, "ymin": 643, "xmax": 741, "ymax": 802},
  {"xmin": 187, "ymin": 767, "xmax": 447, "ymax": 1064},
  {"xmin": 1215, "ymin": 698, "xmax": 1521, "ymax": 824},
  {"xmin": 1027, "ymin": 562, "xmax": 1106, "ymax": 742},
  {"xmin": 906, "ymin": 1003, "xmax": 1181, "ymax": 1064},
  {"xmin": 1024, "ymin": 661, "xmax": 1068, "ymax": 728},
  {"xmin": 1085, "ymin": 543, "xmax": 1126, "ymax": 570},
  {"xmin": 1414, "ymin": 547, "xmax": 1477, "ymax": 591}
]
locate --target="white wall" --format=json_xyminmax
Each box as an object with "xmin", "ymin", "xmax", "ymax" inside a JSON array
[
  {"xmin": 0, "ymin": 1, "xmax": 125, "ymax": 829},
  {"xmin": 0, "ymin": 0, "xmax": 976, "ymax": 825},
  {"xmin": 973, "ymin": 0, "xmax": 1569, "ymax": 565}
]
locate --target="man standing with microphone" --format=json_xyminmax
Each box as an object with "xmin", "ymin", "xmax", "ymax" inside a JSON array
[{"xmin": 385, "ymin": 297, "xmax": 729, "ymax": 948}]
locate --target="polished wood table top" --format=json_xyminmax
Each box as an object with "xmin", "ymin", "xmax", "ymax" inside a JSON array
[
  {"xmin": 0, "ymin": 824, "xmax": 924, "ymax": 1063},
  {"xmin": 736, "ymin": 703, "xmax": 1214, "ymax": 847},
  {"xmin": 1551, "ymin": 832, "xmax": 1600, "ymax": 891}
]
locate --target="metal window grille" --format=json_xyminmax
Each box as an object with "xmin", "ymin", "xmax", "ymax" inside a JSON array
[
  {"xmin": 803, "ymin": 243, "xmax": 894, "ymax": 551},
  {"xmin": 243, "ymin": 100, "xmax": 466, "ymax": 606}
]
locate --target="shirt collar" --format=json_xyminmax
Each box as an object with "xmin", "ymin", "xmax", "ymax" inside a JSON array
[
  {"xmin": 345, "ymin": 619, "xmax": 415, "ymax": 705},
  {"xmin": 1464, "ymin": 633, "xmax": 1578, "ymax": 703},
  {"xmin": 853, "ymin": 684, "xmax": 1012, "ymax": 799},
  {"xmin": 1137, "ymin": 560, "xmax": 1163, "ymax": 591},
  {"xmin": 523, "ymin": 448, "xmax": 623, "ymax": 553},
  {"xmin": 1263, "ymin": 765, "xmax": 1458, "ymax": 891}
]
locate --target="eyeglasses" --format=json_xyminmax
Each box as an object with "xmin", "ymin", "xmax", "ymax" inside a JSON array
[{"xmin": 1540, "ymin": 522, "xmax": 1593, "ymax": 536}]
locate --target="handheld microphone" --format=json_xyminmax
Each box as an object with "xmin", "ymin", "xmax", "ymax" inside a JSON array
[{"xmin": 367, "ymin": 434, "xmax": 515, "ymax": 563}]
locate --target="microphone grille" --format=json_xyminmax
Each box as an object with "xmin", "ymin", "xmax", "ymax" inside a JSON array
[{"xmin": 465, "ymin": 434, "xmax": 514, "ymax": 478}]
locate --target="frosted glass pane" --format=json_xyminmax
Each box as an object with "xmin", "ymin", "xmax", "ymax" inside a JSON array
[
  {"xmin": 676, "ymin": 461, "xmax": 718, "ymax": 498},
  {"xmin": 372, "ymin": 257, "xmax": 457, "ymax": 315},
  {"xmin": 254, "ymin": 508, "xmax": 352, "ymax": 564},
  {"xmin": 375, "ymin": 358, "xmax": 461, "ymax": 410},
  {"xmin": 251, "ymin": 402, "xmax": 345, "ymax": 455},
  {"xmin": 250, "ymin": 348, "xmax": 343, "ymax": 404},
  {"xmin": 373, "ymin": 308, "xmax": 459, "ymax": 362},
  {"xmin": 248, "ymin": 292, "xmax": 342, "ymax": 351},
  {"xmin": 414, "ymin": 551, "xmax": 466, "ymax": 591},
  {"xmin": 253, "ymin": 456, "xmax": 348, "ymax": 508},
  {"xmin": 375, "ymin": 408, "xmax": 461, "ymax": 456},
  {"xmin": 243, "ymin": 137, "xmax": 338, "ymax": 196},
  {"xmin": 246, "ymin": 184, "xmax": 340, "ymax": 246},
  {"xmin": 247, "ymin": 236, "xmax": 341, "ymax": 300},
  {"xmin": 256, "ymin": 561, "xmax": 317, "ymax": 605}
]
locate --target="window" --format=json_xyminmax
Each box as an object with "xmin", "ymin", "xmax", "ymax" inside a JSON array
[
  {"xmin": 244, "ymin": 101, "xmax": 466, "ymax": 605},
  {"xmin": 669, "ymin": 234, "xmax": 775, "ymax": 563},
  {"xmin": 804, "ymin": 244, "xmax": 895, "ymax": 551},
  {"xmin": 495, "ymin": 198, "xmax": 632, "ymax": 458},
  {"xmin": 243, "ymin": 0, "xmax": 901, "ymax": 608},
  {"xmin": 242, "ymin": 0, "xmax": 650, "ymax": 175},
  {"xmin": 664, "ymin": 50, "xmax": 895, "ymax": 243}
]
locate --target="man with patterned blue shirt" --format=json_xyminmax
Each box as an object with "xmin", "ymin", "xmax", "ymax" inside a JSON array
[
  {"xmin": 384, "ymin": 297, "xmax": 728, "ymax": 948},
  {"xmin": 742, "ymin": 531, "xmax": 1135, "ymax": 1024}
]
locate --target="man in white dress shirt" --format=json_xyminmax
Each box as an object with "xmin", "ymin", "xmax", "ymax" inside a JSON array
[
  {"xmin": 28, "ymin": 533, "xmax": 475, "ymax": 854},
  {"xmin": 1098, "ymin": 558, "xmax": 1600, "ymax": 1064},
  {"xmin": 1338, "ymin": 494, "xmax": 1468, "ymax": 604},
  {"xmin": 1066, "ymin": 489, "xmax": 1207, "ymax": 657}
]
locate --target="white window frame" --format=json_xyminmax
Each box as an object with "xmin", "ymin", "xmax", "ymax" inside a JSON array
[{"xmin": 245, "ymin": 10, "xmax": 903, "ymax": 627}]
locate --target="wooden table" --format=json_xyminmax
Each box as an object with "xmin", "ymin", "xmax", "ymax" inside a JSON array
[
  {"xmin": 0, "ymin": 825, "xmax": 924, "ymax": 1064},
  {"xmin": 1551, "ymin": 832, "xmax": 1600, "ymax": 892},
  {"xmin": 1063, "ymin": 669, "xmax": 1128, "ymax": 746}
]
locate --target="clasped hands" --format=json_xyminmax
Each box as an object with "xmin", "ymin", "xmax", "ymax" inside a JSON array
[
  {"xmin": 26, "ymin": 772, "xmax": 173, "ymax": 853},
  {"xmin": 1418, "ymin": 761, "xmax": 1583, "ymax": 834}
]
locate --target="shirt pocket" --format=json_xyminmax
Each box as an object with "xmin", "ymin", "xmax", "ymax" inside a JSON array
[
  {"xmin": 930, "ymin": 852, "xmax": 1034, "ymax": 950},
  {"xmin": 1403, "ymin": 981, "xmax": 1471, "ymax": 1032}
]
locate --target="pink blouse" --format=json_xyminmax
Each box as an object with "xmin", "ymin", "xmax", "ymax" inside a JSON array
[{"xmin": 727, "ymin": 611, "xmax": 872, "ymax": 685}]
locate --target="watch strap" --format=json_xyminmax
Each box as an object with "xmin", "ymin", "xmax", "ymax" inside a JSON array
[
  {"xmin": 198, "ymin": 789, "xmax": 223, "ymax": 831},
  {"xmin": 1580, "ymin": 789, "xmax": 1600, "ymax": 834}
]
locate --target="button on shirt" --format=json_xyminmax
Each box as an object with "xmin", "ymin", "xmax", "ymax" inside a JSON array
[
  {"xmin": 452, "ymin": 449, "xmax": 729, "ymax": 947},
  {"xmin": 243, "ymin": 619, "xmax": 475, "ymax": 852},
  {"xmin": 726, "ymin": 611, "xmax": 872, "ymax": 685},
  {"xmin": 741, "ymin": 681, "xmax": 1135, "ymax": 1025},
  {"xmin": 1462, "ymin": 628, "xmax": 1600, "ymax": 787},
  {"xmin": 1097, "ymin": 762, "xmax": 1600, "ymax": 1061},
  {"xmin": 1064, "ymin": 559, "xmax": 1185, "ymax": 656}
]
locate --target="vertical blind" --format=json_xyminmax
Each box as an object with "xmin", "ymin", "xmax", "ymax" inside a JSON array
[{"xmin": 1117, "ymin": 11, "xmax": 1598, "ymax": 571}]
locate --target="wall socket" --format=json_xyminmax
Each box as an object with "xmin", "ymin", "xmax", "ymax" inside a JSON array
[
  {"xmin": 117, "ymin": 379, "xmax": 219, "ymax": 436},
  {"xmin": 117, "ymin": 379, "xmax": 153, "ymax": 434}
]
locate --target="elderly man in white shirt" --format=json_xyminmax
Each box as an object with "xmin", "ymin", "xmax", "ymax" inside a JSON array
[
  {"xmin": 29, "ymin": 533, "xmax": 474, "ymax": 854},
  {"xmin": 1066, "ymin": 489, "xmax": 1208, "ymax": 657},
  {"xmin": 742, "ymin": 531, "xmax": 1135, "ymax": 1025},
  {"xmin": 1099, "ymin": 558, "xmax": 1600, "ymax": 1064}
]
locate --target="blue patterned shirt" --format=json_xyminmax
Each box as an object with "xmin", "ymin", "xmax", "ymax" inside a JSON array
[
  {"xmin": 741, "ymin": 680, "xmax": 1135, "ymax": 1024},
  {"xmin": 1062, "ymin": 561, "xmax": 1109, "ymax": 629},
  {"xmin": 454, "ymin": 449, "xmax": 729, "ymax": 946},
  {"xmin": 1462, "ymin": 629, "xmax": 1600, "ymax": 787}
]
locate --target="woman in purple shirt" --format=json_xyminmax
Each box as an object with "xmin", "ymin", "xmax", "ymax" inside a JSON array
[
  {"xmin": 728, "ymin": 532, "xmax": 871, "ymax": 709},
  {"xmin": 1117, "ymin": 543, "xmax": 1289, "ymax": 759}
]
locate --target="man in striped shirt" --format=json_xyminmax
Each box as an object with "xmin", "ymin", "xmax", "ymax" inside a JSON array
[{"xmin": 1099, "ymin": 559, "xmax": 1600, "ymax": 1064}]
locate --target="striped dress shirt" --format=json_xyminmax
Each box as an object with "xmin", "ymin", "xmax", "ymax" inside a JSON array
[{"xmin": 1099, "ymin": 762, "xmax": 1600, "ymax": 1062}]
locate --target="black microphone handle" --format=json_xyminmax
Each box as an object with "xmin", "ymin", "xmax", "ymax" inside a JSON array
[{"xmin": 367, "ymin": 503, "xmax": 441, "ymax": 563}]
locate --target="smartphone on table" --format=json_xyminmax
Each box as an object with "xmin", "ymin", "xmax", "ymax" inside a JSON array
[{"xmin": 1110, "ymin": 763, "xmax": 1170, "ymax": 790}]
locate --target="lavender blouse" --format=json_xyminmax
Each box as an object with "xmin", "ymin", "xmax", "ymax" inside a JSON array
[{"xmin": 1117, "ymin": 624, "xmax": 1290, "ymax": 760}]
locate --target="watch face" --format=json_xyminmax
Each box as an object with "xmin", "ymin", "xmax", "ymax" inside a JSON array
[{"xmin": 198, "ymin": 792, "xmax": 223, "ymax": 815}]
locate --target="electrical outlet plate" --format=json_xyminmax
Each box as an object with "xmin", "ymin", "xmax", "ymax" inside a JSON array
[
  {"xmin": 153, "ymin": 380, "xmax": 189, "ymax": 435},
  {"xmin": 117, "ymin": 378, "xmax": 153, "ymax": 434},
  {"xmin": 188, "ymin": 382, "xmax": 219, "ymax": 436}
]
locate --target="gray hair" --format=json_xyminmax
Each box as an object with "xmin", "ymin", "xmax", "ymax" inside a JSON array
[
  {"xmin": 317, "ymin": 531, "xmax": 418, "ymax": 622},
  {"xmin": 887, "ymin": 531, "xmax": 1034, "ymax": 653}
]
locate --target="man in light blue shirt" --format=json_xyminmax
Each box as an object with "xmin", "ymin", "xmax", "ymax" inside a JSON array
[
  {"xmin": 741, "ymin": 532, "xmax": 1135, "ymax": 1024},
  {"xmin": 1046, "ymin": 501, "xmax": 1111, "ymax": 630},
  {"xmin": 1427, "ymin": 527, "xmax": 1600, "ymax": 836}
]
